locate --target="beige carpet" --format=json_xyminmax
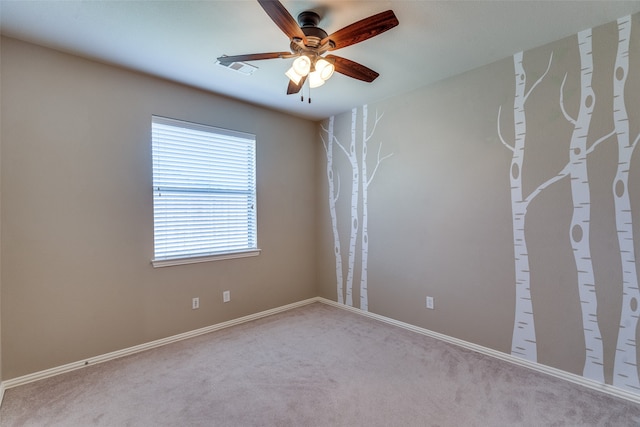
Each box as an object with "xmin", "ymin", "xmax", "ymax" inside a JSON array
[{"xmin": 1, "ymin": 302, "xmax": 639, "ymax": 426}]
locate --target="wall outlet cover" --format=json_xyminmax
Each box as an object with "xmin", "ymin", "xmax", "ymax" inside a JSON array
[{"xmin": 426, "ymin": 296, "xmax": 434, "ymax": 310}]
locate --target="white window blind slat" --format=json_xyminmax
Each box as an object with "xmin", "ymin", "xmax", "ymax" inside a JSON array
[{"xmin": 152, "ymin": 116, "xmax": 257, "ymax": 263}]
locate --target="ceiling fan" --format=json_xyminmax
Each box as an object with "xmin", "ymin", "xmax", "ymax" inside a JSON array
[{"xmin": 217, "ymin": 0, "xmax": 399, "ymax": 97}]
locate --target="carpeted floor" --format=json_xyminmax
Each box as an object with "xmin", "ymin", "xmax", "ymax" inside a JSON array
[{"xmin": 1, "ymin": 302, "xmax": 639, "ymax": 426}]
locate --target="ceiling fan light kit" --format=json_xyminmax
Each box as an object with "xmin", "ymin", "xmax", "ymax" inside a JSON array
[
  {"xmin": 217, "ymin": 0, "xmax": 399, "ymax": 99},
  {"xmin": 286, "ymin": 55, "xmax": 335, "ymax": 88}
]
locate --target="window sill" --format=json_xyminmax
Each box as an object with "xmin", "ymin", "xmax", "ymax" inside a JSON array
[{"xmin": 151, "ymin": 249, "xmax": 261, "ymax": 268}]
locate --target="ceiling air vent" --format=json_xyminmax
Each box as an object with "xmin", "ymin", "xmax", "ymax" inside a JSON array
[{"xmin": 216, "ymin": 58, "xmax": 257, "ymax": 76}]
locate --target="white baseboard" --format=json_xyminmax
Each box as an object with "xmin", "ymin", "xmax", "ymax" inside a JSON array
[
  {"xmin": 3, "ymin": 296, "xmax": 639, "ymax": 406},
  {"xmin": 316, "ymin": 297, "xmax": 640, "ymax": 405},
  {"xmin": 1, "ymin": 298, "xmax": 319, "ymax": 391}
]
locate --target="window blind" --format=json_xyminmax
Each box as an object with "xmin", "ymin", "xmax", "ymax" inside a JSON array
[{"xmin": 152, "ymin": 116, "xmax": 257, "ymax": 262}]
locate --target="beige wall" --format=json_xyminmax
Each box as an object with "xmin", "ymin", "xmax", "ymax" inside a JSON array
[
  {"xmin": 317, "ymin": 14, "xmax": 640, "ymax": 390},
  {"xmin": 1, "ymin": 11, "xmax": 639, "ymax": 395},
  {"xmin": 0, "ymin": 36, "xmax": 3, "ymax": 385},
  {"xmin": 0, "ymin": 37, "xmax": 318, "ymax": 379}
]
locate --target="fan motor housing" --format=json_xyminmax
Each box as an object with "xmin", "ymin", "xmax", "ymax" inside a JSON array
[
  {"xmin": 302, "ymin": 26, "xmax": 328, "ymax": 42},
  {"xmin": 296, "ymin": 11, "xmax": 328, "ymax": 48},
  {"xmin": 297, "ymin": 11, "xmax": 321, "ymax": 27}
]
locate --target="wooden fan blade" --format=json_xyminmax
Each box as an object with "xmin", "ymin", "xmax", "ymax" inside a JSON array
[
  {"xmin": 286, "ymin": 75, "xmax": 307, "ymax": 95},
  {"xmin": 217, "ymin": 52, "xmax": 291, "ymax": 64},
  {"xmin": 326, "ymin": 55, "xmax": 379, "ymax": 82},
  {"xmin": 322, "ymin": 10, "xmax": 398, "ymax": 51},
  {"xmin": 257, "ymin": 0, "xmax": 307, "ymax": 44}
]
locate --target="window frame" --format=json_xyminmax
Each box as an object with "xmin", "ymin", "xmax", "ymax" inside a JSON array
[{"xmin": 150, "ymin": 115, "xmax": 260, "ymax": 268}]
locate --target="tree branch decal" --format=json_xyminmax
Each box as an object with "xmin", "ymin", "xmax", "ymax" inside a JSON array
[
  {"xmin": 519, "ymin": 129, "xmax": 612, "ymax": 209},
  {"xmin": 522, "ymin": 164, "xmax": 570, "ymax": 207},
  {"xmin": 523, "ymin": 52, "xmax": 554, "ymax": 104},
  {"xmin": 368, "ymin": 142, "xmax": 394, "ymax": 187},
  {"xmin": 497, "ymin": 106, "xmax": 515, "ymax": 152},
  {"xmin": 560, "ymin": 73, "xmax": 577, "ymax": 125}
]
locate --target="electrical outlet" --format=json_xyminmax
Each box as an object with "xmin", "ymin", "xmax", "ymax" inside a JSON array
[
  {"xmin": 426, "ymin": 296, "xmax": 434, "ymax": 310},
  {"xmin": 223, "ymin": 290, "xmax": 231, "ymax": 303},
  {"xmin": 192, "ymin": 297, "xmax": 199, "ymax": 310}
]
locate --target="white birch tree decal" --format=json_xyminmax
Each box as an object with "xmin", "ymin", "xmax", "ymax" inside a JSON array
[
  {"xmin": 343, "ymin": 108, "xmax": 360, "ymax": 307},
  {"xmin": 499, "ymin": 48, "xmax": 615, "ymax": 364},
  {"xmin": 360, "ymin": 105, "xmax": 392, "ymax": 311},
  {"xmin": 498, "ymin": 19, "xmax": 633, "ymax": 381},
  {"xmin": 321, "ymin": 116, "xmax": 344, "ymax": 304},
  {"xmin": 322, "ymin": 105, "xmax": 392, "ymax": 310},
  {"xmin": 498, "ymin": 51, "xmax": 554, "ymax": 362},
  {"xmin": 612, "ymin": 15, "xmax": 640, "ymax": 392},
  {"xmin": 322, "ymin": 108, "xmax": 358, "ymax": 307},
  {"xmin": 559, "ymin": 28, "xmax": 607, "ymax": 382}
]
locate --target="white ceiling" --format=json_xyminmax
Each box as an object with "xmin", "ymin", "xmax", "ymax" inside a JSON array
[{"xmin": 1, "ymin": 1, "xmax": 639, "ymax": 120}]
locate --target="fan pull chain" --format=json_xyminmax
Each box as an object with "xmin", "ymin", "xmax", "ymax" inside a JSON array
[{"xmin": 298, "ymin": 82, "xmax": 312, "ymax": 104}]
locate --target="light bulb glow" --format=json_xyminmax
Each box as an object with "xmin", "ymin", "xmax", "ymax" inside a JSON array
[
  {"xmin": 316, "ymin": 59, "xmax": 335, "ymax": 81},
  {"xmin": 308, "ymin": 71, "xmax": 325, "ymax": 88},
  {"xmin": 292, "ymin": 56, "xmax": 311, "ymax": 76}
]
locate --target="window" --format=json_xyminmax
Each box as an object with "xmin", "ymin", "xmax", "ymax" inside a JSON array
[{"xmin": 151, "ymin": 116, "xmax": 259, "ymax": 267}]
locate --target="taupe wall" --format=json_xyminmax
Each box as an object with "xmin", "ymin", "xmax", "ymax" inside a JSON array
[
  {"xmin": 0, "ymin": 36, "xmax": 3, "ymax": 385},
  {"xmin": 317, "ymin": 14, "xmax": 640, "ymax": 389},
  {"xmin": 1, "ymin": 12, "xmax": 638, "ymax": 393},
  {"xmin": 0, "ymin": 37, "xmax": 318, "ymax": 379}
]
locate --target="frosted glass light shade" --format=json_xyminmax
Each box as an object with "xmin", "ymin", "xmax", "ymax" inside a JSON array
[
  {"xmin": 292, "ymin": 56, "xmax": 311, "ymax": 76},
  {"xmin": 285, "ymin": 66, "xmax": 303, "ymax": 84},
  {"xmin": 315, "ymin": 58, "xmax": 335, "ymax": 80},
  {"xmin": 308, "ymin": 71, "xmax": 325, "ymax": 88}
]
